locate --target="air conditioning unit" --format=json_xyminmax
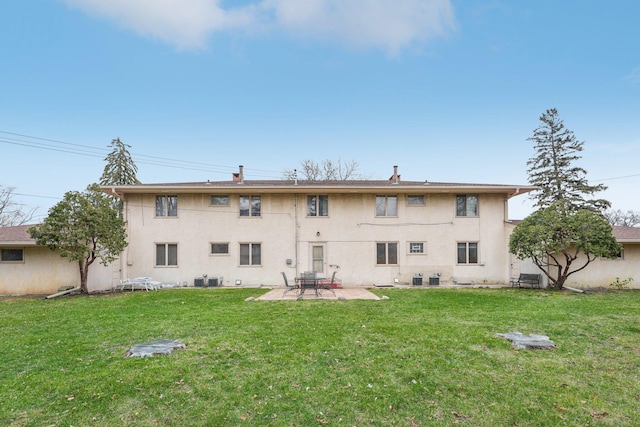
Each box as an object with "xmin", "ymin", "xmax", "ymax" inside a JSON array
[
  {"xmin": 194, "ymin": 278, "xmax": 205, "ymax": 287},
  {"xmin": 207, "ymin": 278, "xmax": 219, "ymax": 287}
]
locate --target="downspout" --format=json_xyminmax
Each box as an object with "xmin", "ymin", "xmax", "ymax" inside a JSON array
[
  {"xmin": 111, "ymin": 187, "xmax": 128, "ymax": 283},
  {"xmin": 294, "ymin": 193, "xmax": 299, "ymax": 278}
]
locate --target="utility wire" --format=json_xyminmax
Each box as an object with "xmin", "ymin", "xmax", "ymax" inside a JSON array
[{"xmin": 0, "ymin": 130, "xmax": 284, "ymax": 178}]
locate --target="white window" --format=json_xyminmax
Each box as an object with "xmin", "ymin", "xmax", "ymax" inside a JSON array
[
  {"xmin": 457, "ymin": 242, "xmax": 478, "ymax": 264},
  {"xmin": 407, "ymin": 195, "xmax": 425, "ymax": 206},
  {"xmin": 211, "ymin": 243, "xmax": 229, "ymax": 255},
  {"xmin": 240, "ymin": 243, "xmax": 261, "ymax": 265},
  {"xmin": 156, "ymin": 195, "xmax": 178, "ymax": 217},
  {"xmin": 409, "ymin": 242, "xmax": 425, "ymax": 254},
  {"xmin": 376, "ymin": 242, "xmax": 398, "ymax": 265},
  {"xmin": 210, "ymin": 195, "xmax": 229, "ymax": 206},
  {"xmin": 376, "ymin": 195, "xmax": 397, "ymax": 217},
  {"xmin": 456, "ymin": 195, "xmax": 478, "ymax": 217},
  {"xmin": 307, "ymin": 195, "xmax": 329, "ymax": 216},
  {"xmin": 156, "ymin": 243, "xmax": 178, "ymax": 266},
  {"xmin": 1, "ymin": 248, "xmax": 23, "ymax": 262},
  {"xmin": 239, "ymin": 196, "xmax": 261, "ymax": 217}
]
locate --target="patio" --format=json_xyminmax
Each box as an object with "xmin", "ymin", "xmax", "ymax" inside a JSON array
[{"xmin": 257, "ymin": 287, "xmax": 381, "ymax": 301}]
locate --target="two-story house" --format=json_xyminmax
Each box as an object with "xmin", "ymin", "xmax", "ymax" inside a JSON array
[{"xmin": 102, "ymin": 166, "xmax": 537, "ymax": 288}]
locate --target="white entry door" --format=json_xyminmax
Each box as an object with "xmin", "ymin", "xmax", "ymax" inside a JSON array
[{"xmin": 311, "ymin": 244, "xmax": 326, "ymax": 276}]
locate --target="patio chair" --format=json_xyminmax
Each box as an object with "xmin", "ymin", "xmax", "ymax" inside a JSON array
[
  {"xmin": 281, "ymin": 272, "xmax": 299, "ymax": 297},
  {"xmin": 318, "ymin": 270, "xmax": 337, "ymax": 296}
]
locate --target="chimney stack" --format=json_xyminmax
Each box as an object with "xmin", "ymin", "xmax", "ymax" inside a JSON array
[
  {"xmin": 233, "ymin": 165, "xmax": 244, "ymax": 184},
  {"xmin": 389, "ymin": 165, "xmax": 400, "ymax": 184}
]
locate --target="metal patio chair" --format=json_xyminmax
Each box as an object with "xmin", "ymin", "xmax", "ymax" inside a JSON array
[{"xmin": 281, "ymin": 272, "xmax": 299, "ymax": 297}]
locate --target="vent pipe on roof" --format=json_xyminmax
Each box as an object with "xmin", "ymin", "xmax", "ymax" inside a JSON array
[{"xmin": 294, "ymin": 169, "xmax": 298, "ymax": 186}]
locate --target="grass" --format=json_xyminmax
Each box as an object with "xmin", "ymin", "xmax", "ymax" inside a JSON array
[{"xmin": 2, "ymin": 288, "xmax": 640, "ymax": 426}]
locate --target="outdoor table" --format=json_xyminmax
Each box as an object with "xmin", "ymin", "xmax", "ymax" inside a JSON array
[{"xmin": 295, "ymin": 276, "xmax": 320, "ymax": 298}]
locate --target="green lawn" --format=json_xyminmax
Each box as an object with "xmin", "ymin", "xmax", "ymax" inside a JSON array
[{"xmin": 2, "ymin": 288, "xmax": 639, "ymax": 426}]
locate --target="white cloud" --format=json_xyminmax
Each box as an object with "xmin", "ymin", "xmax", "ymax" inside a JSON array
[
  {"xmin": 61, "ymin": 0, "xmax": 456, "ymax": 53},
  {"xmin": 62, "ymin": 0, "xmax": 257, "ymax": 49},
  {"xmin": 266, "ymin": 0, "xmax": 456, "ymax": 54}
]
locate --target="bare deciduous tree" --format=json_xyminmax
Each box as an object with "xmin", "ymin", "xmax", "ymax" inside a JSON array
[
  {"xmin": 0, "ymin": 185, "xmax": 37, "ymax": 227},
  {"xmin": 603, "ymin": 209, "xmax": 640, "ymax": 227},
  {"xmin": 284, "ymin": 159, "xmax": 364, "ymax": 181}
]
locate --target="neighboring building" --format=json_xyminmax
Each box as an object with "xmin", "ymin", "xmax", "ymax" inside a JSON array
[
  {"xmin": 101, "ymin": 166, "xmax": 538, "ymax": 288},
  {"xmin": 0, "ymin": 225, "xmax": 114, "ymax": 295},
  {"xmin": 557, "ymin": 226, "xmax": 640, "ymax": 289}
]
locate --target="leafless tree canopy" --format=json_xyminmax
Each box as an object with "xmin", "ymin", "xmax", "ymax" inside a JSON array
[
  {"xmin": 603, "ymin": 209, "xmax": 640, "ymax": 227},
  {"xmin": 0, "ymin": 185, "xmax": 37, "ymax": 227},
  {"xmin": 283, "ymin": 159, "xmax": 364, "ymax": 181}
]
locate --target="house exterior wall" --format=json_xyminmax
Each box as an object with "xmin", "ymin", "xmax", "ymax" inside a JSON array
[
  {"xmin": 120, "ymin": 190, "xmax": 515, "ymax": 287},
  {"xmin": 556, "ymin": 243, "xmax": 640, "ymax": 289},
  {"xmin": 0, "ymin": 246, "xmax": 114, "ymax": 295}
]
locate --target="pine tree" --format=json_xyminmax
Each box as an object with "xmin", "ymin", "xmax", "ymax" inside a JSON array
[
  {"xmin": 526, "ymin": 108, "xmax": 609, "ymax": 212},
  {"xmin": 99, "ymin": 138, "xmax": 140, "ymax": 216}
]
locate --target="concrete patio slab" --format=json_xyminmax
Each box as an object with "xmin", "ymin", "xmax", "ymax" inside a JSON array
[{"xmin": 257, "ymin": 287, "xmax": 381, "ymax": 301}]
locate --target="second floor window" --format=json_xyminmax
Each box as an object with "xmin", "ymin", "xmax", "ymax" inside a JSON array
[
  {"xmin": 376, "ymin": 195, "xmax": 397, "ymax": 217},
  {"xmin": 307, "ymin": 195, "xmax": 328, "ymax": 216},
  {"xmin": 156, "ymin": 195, "xmax": 178, "ymax": 217},
  {"xmin": 239, "ymin": 195, "xmax": 261, "ymax": 217},
  {"xmin": 456, "ymin": 195, "xmax": 478, "ymax": 217},
  {"xmin": 210, "ymin": 195, "xmax": 229, "ymax": 206}
]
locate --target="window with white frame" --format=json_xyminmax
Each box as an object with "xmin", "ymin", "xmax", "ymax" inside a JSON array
[
  {"xmin": 240, "ymin": 243, "xmax": 261, "ymax": 265},
  {"xmin": 210, "ymin": 243, "xmax": 229, "ymax": 255},
  {"xmin": 156, "ymin": 195, "xmax": 178, "ymax": 217},
  {"xmin": 1, "ymin": 248, "xmax": 23, "ymax": 262},
  {"xmin": 457, "ymin": 242, "xmax": 478, "ymax": 264},
  {"xmin": 376, "ymin": 195, "xmax": 397, "ymax": 217},
  {"xmin": 407, "ymin": 195, "xmax": 425, "ymax": 206},
  {"xmin": 456, "ymin": 195, "xmax": 478, "ymax": 217},
  {"xmin": 210, "ymin": 195, "xmax": 229, "ymax": 206},
  {"xmin": 156, "ymin": 243, "xmax": 178, "ymax": 266},
  {"xmin": 376, "ymin": 242, "xmax": 398, "ymax": 265},
  {"xmin": 239, "ymin": 195, "xmax": 261, "ymax": 217},
  {"xmin": 307, "ymin": 195, "xmax": 329, "ymax": 216},
  {"xmin": 408, "ymin": 242, "xmax": 425, "ymax": 254}
]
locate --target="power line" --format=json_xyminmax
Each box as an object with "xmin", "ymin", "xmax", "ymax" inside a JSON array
[
  {"xmin": 0, "ymin": 130, "xmax": 284, "ymax": 178},
  {"xmin": 591, "ymin": 173, "xmax": 640, "ymax": 183}
]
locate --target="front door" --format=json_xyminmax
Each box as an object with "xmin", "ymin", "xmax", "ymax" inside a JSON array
[{"xmin": 311, "ymin": 244, "xmax": 325, "ymax": 276}]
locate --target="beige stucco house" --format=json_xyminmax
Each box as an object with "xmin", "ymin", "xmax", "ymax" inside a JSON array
[
  {"xmin": 3, "ymin": 166, "xmax": 639, "ymax": 295},
  {"xmin": 0, "ymin": 224, "xmax": 114, "ymax": 295},
  {"xmin": 99, "ymin": 166, "xmax": 538, "ymax": 288},
  {"xmin": 550, "ymin": 226, "xmax": 640, "ymax": 289}
]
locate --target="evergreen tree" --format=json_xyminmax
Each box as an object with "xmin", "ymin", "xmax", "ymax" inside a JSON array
[
  {"xmin": 100, "ymin": 138, "xmax": 140, "ymax": 186},
  {"xmin": 99, "ymin": 138, "xmax": 140, "ymax": 216},
  {"xmin": 511, "ymin": 108, "xmax": 619, "ymax": 289},
  {"xmin": 526, "ymin": 108, "xmax": 609, "ymax": 211}
]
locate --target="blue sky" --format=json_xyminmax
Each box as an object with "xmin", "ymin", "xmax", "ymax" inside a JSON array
[{"xmin": 2, "ymin": 0, "xmax": 639, "ymax": 221}]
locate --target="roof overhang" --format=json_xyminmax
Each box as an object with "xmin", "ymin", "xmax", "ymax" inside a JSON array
[{"xmin": 102, "ymin": 182, "xmax": 537, "ymax": 199}]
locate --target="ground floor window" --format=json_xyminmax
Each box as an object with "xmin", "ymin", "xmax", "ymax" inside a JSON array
[
  {"xmin": 457, "ymin": 242, "xmax": 478, "ymax": 264},
  {"xmin": 408, "ymin": 242, "xmax": 425, "ymax": 254},
  {"xmin": 1, "ymin": 248, "xmax": 23, "ymax": 262},
  {"xmin": 240, "ymin": 243, "xmax": 261, "ymax": 266},
  {"xmin": 156, "ymin": 243, "xmax": 178, "ymax": 266},
  {"xmin": 376, "ymin": 242, "xmax": 398, "ymax": 265}
]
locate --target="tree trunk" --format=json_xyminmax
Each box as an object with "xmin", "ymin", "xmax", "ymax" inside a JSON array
[{"xmin": 78, "ymin": 260, "xmax": 89, "ymax": 294}]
